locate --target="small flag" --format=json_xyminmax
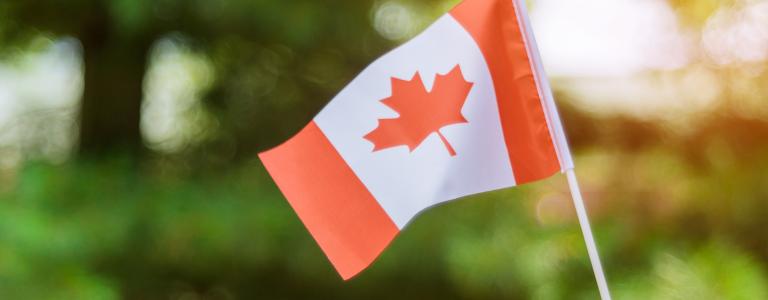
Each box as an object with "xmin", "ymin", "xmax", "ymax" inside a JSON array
[{"xmin": 259, "ymin": 0, "xmax": 573, "ymax": 279}]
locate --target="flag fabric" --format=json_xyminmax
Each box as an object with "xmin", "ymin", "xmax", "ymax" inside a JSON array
[{"xmin": 259, "ymin": 0, "xmax": 573, "ymax": 279}]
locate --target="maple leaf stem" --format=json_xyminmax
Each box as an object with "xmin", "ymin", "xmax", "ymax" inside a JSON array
[{"xmin": 436, "ymin": 131, "xmax": 457, "ymax": 156}]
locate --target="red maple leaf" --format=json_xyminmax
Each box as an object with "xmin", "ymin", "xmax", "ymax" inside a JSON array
[{"xmin": 364, "ymin": 65, "xmax": 473, "ymax": 156}]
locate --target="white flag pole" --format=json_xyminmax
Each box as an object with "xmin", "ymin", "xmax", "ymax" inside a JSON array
[
  {"xmin": 511, "ymin": 0, "xmax": 612, "ymax": 299},
  {"xmin": 566, "ymin": 169, "xmax": 612, "ymax": 300}
]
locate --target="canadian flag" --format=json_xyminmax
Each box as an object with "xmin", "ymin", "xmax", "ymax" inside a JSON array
[{"xmin": 259, "ymin": 0, "xmax": 573, "ymax": 279}]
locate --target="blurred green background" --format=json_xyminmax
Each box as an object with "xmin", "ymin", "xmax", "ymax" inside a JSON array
[{"xmin": 1, "ymin": 0, "xmax": 767, "ymax": 299}]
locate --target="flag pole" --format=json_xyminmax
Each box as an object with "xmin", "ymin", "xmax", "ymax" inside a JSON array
[
  {"xmin": 511, "ymin": 0, "xmax": 613, "ymax": 297},
  {"xmin": 565, "ymin": 169, "xmax": 612, "ymax": 300}
]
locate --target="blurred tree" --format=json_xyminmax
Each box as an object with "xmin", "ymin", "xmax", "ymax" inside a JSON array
[
  {"xmin": 4, "ymin": 1, "xmax": 152, "ymax": 157},
  {"xmin": 1, "ymin": 0, "xmax": 420, "ymax": 159}
]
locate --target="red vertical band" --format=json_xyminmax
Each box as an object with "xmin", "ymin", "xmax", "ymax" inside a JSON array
[
  {"xmin": 259, "ymin": 122, "xmax": 399, "ymax": 279},
  {"xmin": 450, "ymin": 0, "xmax": 560, "ymax": 184}
]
